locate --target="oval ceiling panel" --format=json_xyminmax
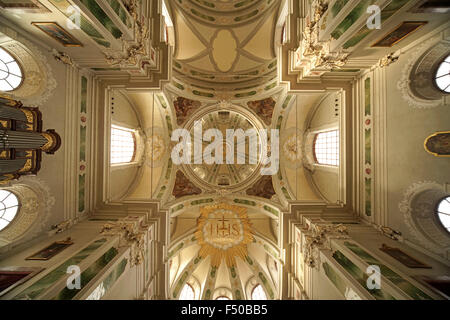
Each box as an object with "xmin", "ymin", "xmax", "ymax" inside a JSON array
[{"xmin": 212, "ymin": 30, "xmax": 238, "ymax": 72}]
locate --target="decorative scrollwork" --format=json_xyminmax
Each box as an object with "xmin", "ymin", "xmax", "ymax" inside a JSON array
[
  {"xmin": 297, "ymin": 0, "xmax": 348, "ymax": 76},
  {"xmin": 101, "ymin": 221, "xmax": 146, "ymax": 266},
  {"xmin": 302, "ymin": 223, "xmax": 348, "ymax": 268},
  {"xmin": 105, "ymin": 1, "xmax": 151, "ymax": 68}
]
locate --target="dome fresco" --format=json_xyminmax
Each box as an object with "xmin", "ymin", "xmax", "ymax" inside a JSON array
[{"xmin": 183, "ymin": 107, "xmax": 263, "ymax": 191}]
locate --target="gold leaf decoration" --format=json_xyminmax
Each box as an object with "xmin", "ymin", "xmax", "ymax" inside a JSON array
[{"xmin": 195, "ymin": 203, "xmax": 253, "ymax": 267}]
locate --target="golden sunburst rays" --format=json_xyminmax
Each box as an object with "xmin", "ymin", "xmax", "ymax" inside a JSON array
[{"xmin": 194, "ymin": 202, "xmax": 253, "ymax": 267}]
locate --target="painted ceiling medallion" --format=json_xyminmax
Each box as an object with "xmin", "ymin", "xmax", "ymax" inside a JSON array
[
  {"xmin": 283, "ymin": 134, "xmax": 302, "ymax": 162},
  {"xmin": 212, "ymin": 30, "xmax": 238, "ymax": 72},
  {"xmin": 195, "ymin": 203, "xmax": 253, "ymax": 267},
  {"xmin": 146, "ymin": 134, "xmax": 166, "ymax": 162}
]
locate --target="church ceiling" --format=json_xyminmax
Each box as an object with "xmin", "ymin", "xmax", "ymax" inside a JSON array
[
  {"xmin": 183, "ymin": 108, "xmax": 262, "ymax": 191},
  {"xmin": 169, "ymin": 202, "xmax": 279, "ymax": 299},
  {"xmin": 169, "ymin": 0, "xmax": 280, "ymax": 93}
]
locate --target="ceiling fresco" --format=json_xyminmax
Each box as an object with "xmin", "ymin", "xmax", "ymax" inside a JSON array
[
  {"xmin": 169, "ymin": 201, "xmax": 279, "ymax": 300},
  {"xmin": 168, "ymin": 0, "xmax": 281, "ymax": 94},
  {"xmin": 183, "ymin": 108, "xmax": 263, "ymax": 190}
]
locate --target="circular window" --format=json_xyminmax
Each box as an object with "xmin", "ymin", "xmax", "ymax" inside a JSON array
[
  {"xmin": 0, "ymin": 47, "xmax": 23, "ymax": 92},
  {"xmin": 0, "ymin": 190, "xmax": 19, "ymax": 231},
  {"xmin": 435, "ymin": 55, "xmax": 450, "ymax": 93},
  {"xmin": 437, "ymin": 196, "xmax": 450, "ymax": 233},
  {"xmin": 251, "ymin": 284, "xmax": 267, "ymax": 300}
]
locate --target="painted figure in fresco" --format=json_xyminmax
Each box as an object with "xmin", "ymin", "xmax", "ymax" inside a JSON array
[
  {"xmin": 246, "ymin": 175, "xmax": 276, "ymax": 200},
  {"xmin": 173, "ymin": 97, "xmax": 201, "ymax": 125},
  {"xmin": 425, "ymin": 131, "xmax": 450, "ymax": 156},
  {"xmin": 172, "ymin": 170, "xmax": 202, "ymax": 199},
  {"xmin": 247, "ymin": 98, "xmax": 276, "ymax": 125}
]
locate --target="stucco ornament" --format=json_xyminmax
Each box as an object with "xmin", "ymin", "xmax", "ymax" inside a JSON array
[
  {"xmin": 399, "ymin": 181, "xmax": 450, "ymax": 257},
  {"xmin": 101, "ymin": 221, "xmax": 146, "ymax": 266},
  {"xmin": 302, "ymin": 223, "xmax": 349, "ymax": 269},
  {"xmin": 397, "ymin": 37, "xmax": 445, "ymax": 109},
  {"xmin": 0, "ymin": 26, "xmax": 57, "ymax": 107},
  {"xmin": 0, "ymin": 177, "xmax": 55, "ymax": 249}
]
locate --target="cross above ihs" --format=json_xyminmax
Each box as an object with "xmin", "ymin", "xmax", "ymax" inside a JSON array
[{"xmin": 209, "ymin": 214, "xmax": 240, "ymax": 237}]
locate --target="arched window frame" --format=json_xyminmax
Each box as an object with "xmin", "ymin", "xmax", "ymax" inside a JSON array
[
  {"xmin": 0, "ymin": 190, "xmax": 20, "ymax": 232},
  {"xmin": 434, "ymin": 54, "xmax": 450, "ymax": 94},
  {"xmin": 436, "ymin": 196, "xmax": 450, "ymax": 234},
  {"xmin": 312, "ymin": 128, "xmax": 340, "ymax": 170},
  {"xmin": 0, "ymin": 47, "xmax": 24, "ymax": 92},
  {"xmin": 179, "ymin": 283, "xmax": 195, "ymax": 300},
  {"xmin": 110, "ymin": 124, "xmax": 138, "ymax": 168},
  {"xmin": 281, "ymin": 22, "xmax": 287, "ymax": 44},
  {"xmin": 251, "ymin": 284, "xmax": 267, "ymax": 300}
]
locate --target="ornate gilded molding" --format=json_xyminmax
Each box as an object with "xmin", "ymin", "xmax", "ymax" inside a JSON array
[
  {"xmin": 51, "ymin": 49, "xmax": 76, "ymax": 67},
  {"xmin": 424, "ymin": 131, "xmax": 450, "ymax": 157},
  {"xmin": 105, "ymin": 0, "xmax": 152, "ymax": 68},
  {"xmin": 377, "ymin": 52, "xmax": 400, "ymax": 68},
  {"xmin": 195, "ymin": 202, "xmax": 253, "ymax": 267},
  {"xmin": 101, "ymin": 221, "xmax": 146, "ymax": 266},
  {"xmin": 294, "ymin": 0, "xmax": 349, "ymax": 78},
  {"xmin": 302, "ymin": 223, "xmax": 348, "ymax": 268},
  {"xmin": 373, "ymin": 224, "xmax": 403, "ymax": 241}
]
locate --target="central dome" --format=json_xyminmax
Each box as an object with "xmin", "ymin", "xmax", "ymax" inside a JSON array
[{"xmin": 182, "ymin": 105, "xmax": 264, "ymax": 191}]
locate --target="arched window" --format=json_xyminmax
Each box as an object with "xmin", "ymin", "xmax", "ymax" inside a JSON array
[
  {"xmin": 0, "ymin": 190, "xmax": 19, "ymax": 231},
  {"xmin": 111, "ymin": 125, "xmax": 136, "ymax": 164},
  {"xmin": 282, "ymin": 22, "xmax": 287, "ymax": 44},
  {"xmin": 216, "ymin": 296, "xmax": 230, "ymax": 300},
  {"xmin": 313, "ymin": 130, "xmax": 339, "ymax": 166},
  {"xmin": 179, "ymin": 283, "xmax": 195, "ymax": 300},
  {"xmin": 251, "ymin": 284, "xmax": 267, "ymax": 300},
  {"xmin": 435, "ymin": 55, "xmax": 450, "ymax": 93},
  {"xmin": 437, "ymin": 196, "xmax": 450, "ymax": 232},
  {"xmin": 0, "ymin": 47, "xmax": 23, "ymax": 92}
]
